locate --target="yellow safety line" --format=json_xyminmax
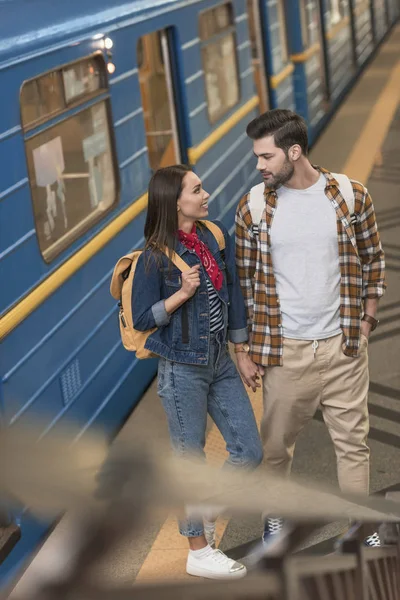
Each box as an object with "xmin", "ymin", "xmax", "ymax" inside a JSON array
[
  {"xmin": 269, "ymin": 63, "xmax": 294, "ymax": 89},
  {"xmin": 343, "ymin": 60, "xmax": 400, "ymax": 181},
  {"xmin": 291, "ymin": 43, "xmax": 320, "ymax": 63},
  {"xmin": 135, "ymin": 385, "xmax": 264, "ymax": 583},
  {"xmin": 187, "ymin": 96, "xmax": 260, "ymax": 165},
  {"xmin": 0, "ymin": 193, "xmax": 148, "ymax": 341}
]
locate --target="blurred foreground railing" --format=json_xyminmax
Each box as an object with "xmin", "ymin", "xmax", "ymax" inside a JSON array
[
  {"xmin": 1, "ymin": 426, "xmax": 399, "ymax": 600},
  {"xmin": 13, "ymin": 527, "xmax": 398, "ymax": 600},
  {"xmin": 286, "ymin": 539, "xmax": 400, "ymax": 600}
]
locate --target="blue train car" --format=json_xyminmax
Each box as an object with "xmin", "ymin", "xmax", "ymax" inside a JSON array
[
  {"xmin": 285, "ymin": 0, "xmax": 398, "ymax": 141},
  {"xmin": 0, "ymin": 0, "xmax": 261, "ymax": 583},
  {"xmin": 0, "ymin": 0, "xmax": 397, "ymax": 585}
]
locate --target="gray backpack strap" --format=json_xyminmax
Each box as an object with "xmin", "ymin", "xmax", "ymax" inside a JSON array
[
  {"xmin": 249, "ymin": 175, "xmax": 356, "ymax": 231},
  {"xmin": 332, "ymin": 173, "xmax": 355, "ymax": 218},
  {"xmin": 248, "ymin": 182, "xmax": 265, "ymax": 234}
]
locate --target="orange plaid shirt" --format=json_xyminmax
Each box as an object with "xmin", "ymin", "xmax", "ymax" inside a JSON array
[{"xmin": 235, "ymin": 167, "xmax": 386, "ymax": 366}]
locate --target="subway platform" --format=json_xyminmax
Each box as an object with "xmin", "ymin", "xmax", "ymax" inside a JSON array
[{"xmin": 9, "ymin": 22, "xmax": 400, "ymax": 598}]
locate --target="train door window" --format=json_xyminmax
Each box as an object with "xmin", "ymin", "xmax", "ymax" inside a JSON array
[
  {"xmin": 21, "ymin": 56, "xmax": 117, "ymax": 262},
  {"xmin": 327, "ymin": 0, "xmax": 348, "ymax": 24},
  {"xmin": 300, "ymin": 0, "xmax": 321, "ymax": 46},
  {"xmin": 276, "ymin": 0, "xmax": 289, "ymax": 64},
  {"xmin": 300, "ymin": 0, "xmax": 329, "ymax": 104},
  {"xmin": 21, "ymin": 72, "xmax": 64, "ymax": 126},
  {"xmin": 199, "ymin": 2, "xmax": 240, "ymax": 123},
  {"xmin": 137, "ymin": 30, "xmax": 181, "ymax": 171},
  {"xmin": 247, "ymin": 0, "xmax": 269, "ymax": 113}
]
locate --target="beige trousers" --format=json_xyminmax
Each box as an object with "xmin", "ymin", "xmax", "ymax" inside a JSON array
[{"xmin": 261, "ymin": 333, "xmax": 370, "ymax": 495}]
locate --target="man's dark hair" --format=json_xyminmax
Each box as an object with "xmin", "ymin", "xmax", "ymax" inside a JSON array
[{"xmin": 246, "ymin": 109, "xmax": 309, "ymax": 156}]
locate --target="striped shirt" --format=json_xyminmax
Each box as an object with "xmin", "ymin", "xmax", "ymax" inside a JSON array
[
  {"xmin": 206, "ymin": 277, "xmax": 224, "ymax": 333},
  {"xmin": 235, "ymin": 167, "xmax": 386, "ymax": 366}
]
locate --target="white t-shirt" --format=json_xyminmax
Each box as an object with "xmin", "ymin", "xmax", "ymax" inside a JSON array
[{"xmin": 270, "ymin": 173, "xmax": 341, "ymax": 340}]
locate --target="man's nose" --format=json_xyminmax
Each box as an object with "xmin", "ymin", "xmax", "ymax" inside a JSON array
[{"xmin": 256, "ymin": 157, "xmax": 265, "ymax": 171}]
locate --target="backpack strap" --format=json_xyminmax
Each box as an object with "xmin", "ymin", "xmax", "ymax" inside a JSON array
[
  {"xmin": 331, "ymin": 173, "xmax": 355, "ymax": 217},
  {"xmin": 200, "ymin": 220, "xmax": 226, "ymax": 250},
  {"xmin": 248, "ymin": 177, "xmax": 356, "ymax": 230},
  {"xmin": 168, "ymin": 251, "xmax": 192, "ymax": 272},
  {"xmin": 248, "ymin": 183, "xmax": 265, "ymax": 233}
]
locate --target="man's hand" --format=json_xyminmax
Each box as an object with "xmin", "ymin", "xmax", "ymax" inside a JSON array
[
  {"xmin": 361, "ymin": 319, "xmax": 372, "ymax": 339},
  {"xmin": 236, "ymin": 353, "xmax": 265, "ymax": 392}
]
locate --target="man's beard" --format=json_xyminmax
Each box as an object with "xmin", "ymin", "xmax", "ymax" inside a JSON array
[{"xmin": 268, "ymin": 159, "xmax": 294, "ymax": 188}]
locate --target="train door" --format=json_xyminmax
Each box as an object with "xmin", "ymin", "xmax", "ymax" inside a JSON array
[
  {"xmin": 246, "ymin": 0, "xmax": 269, "ymax": 113},
  {"xmin": 300, "ymin": 0, "xmax": 330, "ymax": 105},
  {"xmin": 137, "ymin": 29, "xmax": 182, "ymax": 170},
  {"xmin": 321, "ymin": 0, "xmax": 355, "ymax": 100},
  {"xmin": 371, "ymin": 0, "xmax": 389, "ymax": 41}
]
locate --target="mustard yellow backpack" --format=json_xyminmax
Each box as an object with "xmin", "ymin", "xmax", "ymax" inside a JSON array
[{"xmin": 109, "ymin": 220, "xmax": 225, "ymax": 359}]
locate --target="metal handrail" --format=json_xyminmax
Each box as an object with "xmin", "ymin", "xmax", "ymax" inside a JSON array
[
  {"xmin": 4, "ymin": 432, "xmax": 399, "ymax": 600},
  {"xmin": 10, "ymin": 523, "xmax": 399, "ymax": 600}
]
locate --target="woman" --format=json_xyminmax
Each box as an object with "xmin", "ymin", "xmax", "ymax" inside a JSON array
[{"xmin": 131, "ymin": 165, "xmax": 263, "ymax": 579}]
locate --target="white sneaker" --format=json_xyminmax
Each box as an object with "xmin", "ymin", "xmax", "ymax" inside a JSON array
[
  {"xmin": 364, "ymin": 532, "xmax": 381, "ymax": 547},
  {"xmin": 186, "ymin": 547, "xmax": 247, "ymax": 579},
  {"xmin": 263, "ymin": 517, "xmax": 284, "ymax": 541}
]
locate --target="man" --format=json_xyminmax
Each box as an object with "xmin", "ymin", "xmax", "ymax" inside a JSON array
[{"xmin": 233, "ymin": 109, "xmax": 386, "ymax": 546}]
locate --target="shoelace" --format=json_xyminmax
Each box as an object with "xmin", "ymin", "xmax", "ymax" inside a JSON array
[
  {"xmin": 209, "ymin": 549, "xmax": 234, "ymax": 565},
  {"xmin": 268, "ymin": 517, "xmax": 284, "ymax": 534},
  {"xmin": 204, "ymin": 524, "xmax": 221, "ymax": 547},
  {"xmin": 365, "ymin": 532, "xmax": 381, "ymax": 547}
]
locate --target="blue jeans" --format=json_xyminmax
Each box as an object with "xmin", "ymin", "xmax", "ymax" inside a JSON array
[{"xmin": 157, "ymin": 331, "xmax": 263, "ymax": 537}]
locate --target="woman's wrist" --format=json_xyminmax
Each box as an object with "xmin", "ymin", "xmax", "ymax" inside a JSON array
[
  {"xmin": 165, "ymin": 289, "xmax": 190, "ymax": 315},
  {"xmin": 176, "ymin": 288, "xmax": 191, "ymax": 302}
]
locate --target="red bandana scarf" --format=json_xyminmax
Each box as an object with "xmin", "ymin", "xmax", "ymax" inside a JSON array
[{"xmin": 178, "ymin": 224, "xmax": 223, "ymax": 291}]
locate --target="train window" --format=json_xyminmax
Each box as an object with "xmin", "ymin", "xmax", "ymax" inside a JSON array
[
  {"xmin": 247, "ymin": 0, "xmax": 269, "ymax": 113},
  {"xmin": 21, "ymin": 56, "xmax": 106, "ymax": 130},
  {"xmin": 199, "ymin": 3, "xmax": 240, "ymax": 123},
  {"xmin": 63, "ymin": 57, "xmax": 103, "ymax": 104},
  {"xmin": 137, "ymin": 30, "xmax": 181, "ymax": 170},
  {"xmin": 21, "ymin": 56, "xmax": 116, "ymax": 262},
  {"xmin": 21, "ymin": 72, "xmax": 64, "ymax": 127},
  {"xmin": 327, "ymin": 0, "xmax": 347, "ymax": 24},
  {"xmin": 25, "ymin": 101, "xmax": 116, "ymax": 262},
  {"xmin": 199, "ymin": 2, "xmax": 232, "ymax": 38},
  {"xmin": 300, "ymin": 0, "xmax": 322, "ymax": 46},
  {"xmin": 276, "ymin": 0, "xmax": 289, "ymax": 63}
]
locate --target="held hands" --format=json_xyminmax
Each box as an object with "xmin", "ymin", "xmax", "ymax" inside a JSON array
[
  {"xmin": 236, "ymin": 353, "xmax": 265, "ymax": 392},
  {"xmin": 180, "ymin": 264, "xmax": 201, "ymax": 299}
]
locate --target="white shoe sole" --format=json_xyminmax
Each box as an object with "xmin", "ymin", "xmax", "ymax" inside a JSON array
[{"xmin": 186, "ymin": 564, "xmax": 247, "ymax": 580}]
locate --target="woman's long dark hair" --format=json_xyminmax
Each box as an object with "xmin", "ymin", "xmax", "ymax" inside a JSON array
[{"xmin": 144, "ymin": 164, "xmax": 191, "ymax": 260}]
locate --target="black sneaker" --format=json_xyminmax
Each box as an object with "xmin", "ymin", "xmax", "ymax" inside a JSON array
[
  {"xmin": 262, "ymin": 517, "xmax": 284, "ymax": 543},
  {"xmin": 364, "ymin": 532, "xmax": 381, "ymax": 547}
]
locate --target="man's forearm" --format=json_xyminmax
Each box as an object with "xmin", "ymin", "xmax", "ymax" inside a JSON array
[{"xmin": 364, "ymin": 297, "xmax": 379, "ymax": 318}]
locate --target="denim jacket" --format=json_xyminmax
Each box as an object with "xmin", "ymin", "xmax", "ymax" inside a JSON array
[{"xmin": 131, "ymin": 220, "xmax": 248, "ymax": 364}]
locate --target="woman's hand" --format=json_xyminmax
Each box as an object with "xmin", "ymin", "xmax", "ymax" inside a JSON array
[
  {"xmin": 236, "ymin": 353, "xmax": 265, "ymax": 392},
  {"xmin": 164, "ymin": 265, "xmax": 201, "ymax": 315},
  {"xmin": 180, "ymin": 265, "xmax": 201, "ymax": 299}
]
